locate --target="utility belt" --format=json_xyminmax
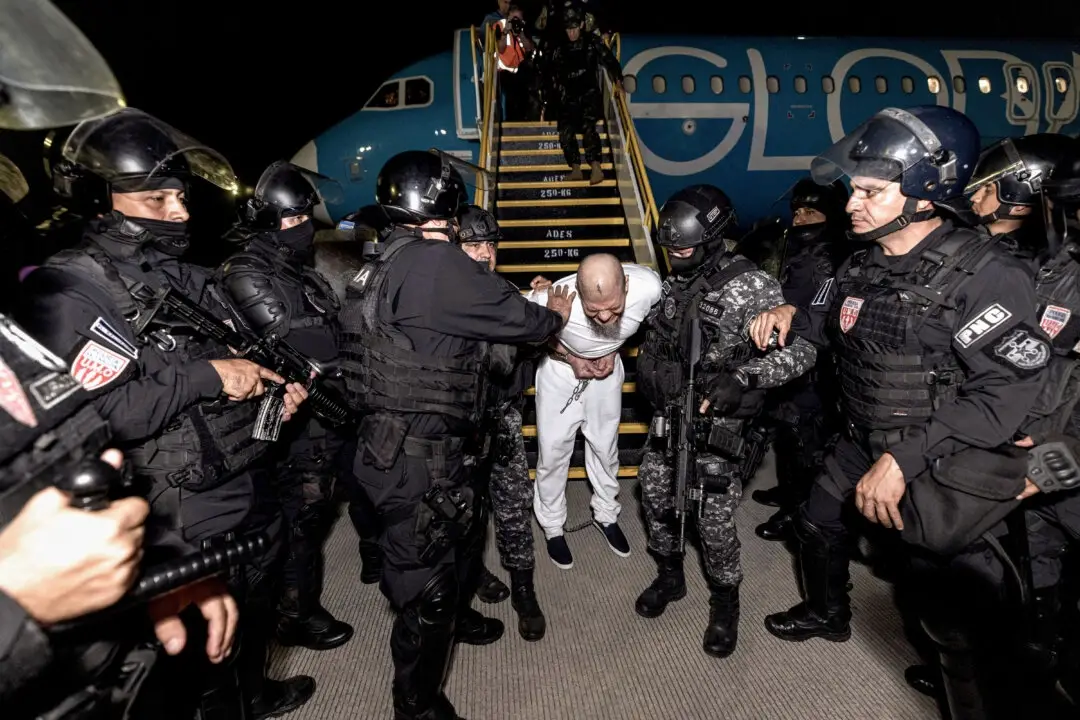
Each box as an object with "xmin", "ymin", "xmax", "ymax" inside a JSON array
[
  {"xmin": 846, "ymin": 421, "xmax": 909, "ymax": 458},
  {"xmin": 381, "ymin": 436, "xmax": 476, "ymax": 567}
]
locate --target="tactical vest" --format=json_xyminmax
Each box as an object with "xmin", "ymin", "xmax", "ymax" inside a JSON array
[
  {"xmin": 0, "ymin": 313, "xmax": 111, "ymax": 526},
  {"xmin": 828, "ymin": 229, "xmax": 995, "ymax": 431},
  {"xmin": 637, "ymin": 254, "xmax": 758, "ymax": 409},
  {"xmin": 44, "ymin": 245, "xmax": 269, "ymax": 492},
  {"xmin": 338, "ymin": 232, "xmax": 489, "ymax": 430}
]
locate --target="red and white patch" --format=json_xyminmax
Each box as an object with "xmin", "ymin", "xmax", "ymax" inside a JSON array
[
  {"xmin": 0, "ymin": 357, "xmax": 37, "ymax": 427},
  {"xmin": 1040, "ymin": 305, "xmax": 1072, "ymax": 340},
  {"xmin": 71, "ymin": 340, "xmax": 130, "ymax": 391},
  {"xmin": 839, "ymin": 297, "xmax": 864, "ymax": 334}
]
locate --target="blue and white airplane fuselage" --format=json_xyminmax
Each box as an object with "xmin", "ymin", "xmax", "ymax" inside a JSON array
[{"xmin": 294, "ymin": 31, "xmax": 1080, "ymax": 228}]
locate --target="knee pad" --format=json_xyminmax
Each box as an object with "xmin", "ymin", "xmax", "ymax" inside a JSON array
[
  {"xmin": 419, "ymin": 566, "xmax": 459, "ymax": 629},
  {"xmin": 794, "ymin": 513, "xmax": 842, "ymax": 549}
]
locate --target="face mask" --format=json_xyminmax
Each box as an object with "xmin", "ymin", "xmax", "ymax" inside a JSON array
[
  {"xmin": 276, "ymin": 221, "xmax": 315, "ymax": 258},
  {"xmin": 786, "ymin": 223, "xmax": 825, "ymax": 247},
  {"xmin": 136, "ymin": 217, "xmax": 190, "ymax": 256}
]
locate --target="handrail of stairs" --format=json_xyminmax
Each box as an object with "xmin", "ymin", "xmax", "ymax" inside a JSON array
[
  {"xmin": 474, "ymin": 23, "xmax": 501, "ymax": 212},
  {"xmin": 603, "ymin": 33, "xmax": 669, "ymax": 274}
]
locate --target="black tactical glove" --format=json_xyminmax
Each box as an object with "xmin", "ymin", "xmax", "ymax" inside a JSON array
[{"xmin": 702, "ymin": 373, "xmax": 746, "ymax": 417}]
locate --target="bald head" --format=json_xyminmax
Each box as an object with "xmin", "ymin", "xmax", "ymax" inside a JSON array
[{"xmin": 576, "ymin": 254, "xmax": 628, "ymax": 329}]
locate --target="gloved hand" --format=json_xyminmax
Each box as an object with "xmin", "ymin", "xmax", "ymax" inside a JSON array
[{"xmin": 699, "ymin": 373, "xmax": 746, "ymax": 417}]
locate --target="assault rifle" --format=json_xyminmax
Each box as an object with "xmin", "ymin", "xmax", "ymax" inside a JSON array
[
  {"xmin": 650, "ymin": 317, "xmax": 704, "ymax": 552},
  {"xmin": 132, "ymin": 285, "xmax": 354, "ymax": 441}
]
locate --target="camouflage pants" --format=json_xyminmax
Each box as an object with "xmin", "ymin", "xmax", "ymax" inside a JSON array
[
  {"xmin": 489, "ymin": 406, "xmax": 535, "ymax": 571},
  {"xmin": 639, "ymin": 448, "xmax": 744, "ymax": 586}
]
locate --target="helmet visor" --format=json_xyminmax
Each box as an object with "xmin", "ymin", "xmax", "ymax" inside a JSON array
[
  {"xmin": 62, "ymin": 108, "xmax": 238, "ymax": 192},
  {"xmin": 0, "ymin": 0, "xmax": 125, "ymax": 130},
  {"xmin": 811, "ymin": 108, "xmax": 943, "ymax": 188},
  {"xmin": 965, "ymin": 139, "xmax": 1025, "ymax": 196}
]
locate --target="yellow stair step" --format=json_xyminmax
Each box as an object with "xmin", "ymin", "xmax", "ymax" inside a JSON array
[
  {"xmin": 496, "ymin": 262, "xmax": 580, "ymax": 273},
  {"xmin": 503, "ymin": 134, "xmax": 610, "ymax": 142},
  {"xmin": 524, "ymin": 382, "xmax": 635, "ymax": 396},
  {"xmin": 500, "ymin": 121, "xmax": 558, "ymax": 128},
  {"xmin": 521, "ymin": 422, "xmax": 648, "ymax": 438},
  {"xmin": 500, "ymin": 148, "xmax": 612, "ymax": 157},
  {"xmin": 499, "ymin": 162, "xmax": 615, "ymax": 173},
  {"xmin": 530, "ymin": 466, "xmax": 638, "ymax": 480},
  {"xmin": 498, "ymin": 198, "xmax": 622, "ymax": 208},
  {"xmin": 499, "ymin": 180, "xmax": 617, "ymax": 189},
  {"xmin": 498, "ymin": 239, "xmax": 630, "ymax": 249},
  {"xmin": 499, "ymin": 217, "xmax": 625, "ymax": 227}
]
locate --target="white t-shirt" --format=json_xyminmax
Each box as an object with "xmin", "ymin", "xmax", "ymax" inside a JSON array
[{"xmin": 527, "ymin": 263, "xmax": 663, "ymax": 358}]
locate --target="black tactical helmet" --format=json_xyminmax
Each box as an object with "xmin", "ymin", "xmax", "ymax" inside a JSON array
[
  {"xmin": 789, "ymin": 177, "xmax": 849, "ymax": 221},
  {"xmin": 457, "ymin": 205, "xmax": 501, "ymax": 244},
  {"xmin": 48, "ymin": 107, "xmax": 237, "ymax": 214},
  {"xmin": 562, "ymin": 2, "xmax": 584, "ymax": 29},
  {"xmin": 1042, "ymin": 147, "xmax": 1080, "ymax": 249},
  {"xmin": 375, "ymin": 150, "xmax": 467, "ymax": 224},
  {"xmin": 0, "ymin": 0, "xmax": 124, "ymax": 131},
  {"xmin": 241, "ymin": 160, "xmax": 341, "ymax": 231},
  {"xmin": 655, "ymin": 184, "xmax": 737, "ymax": 249},
  {"xmin": 966, "ymin": 134, "xmax": 1074, "ymax": 217}
]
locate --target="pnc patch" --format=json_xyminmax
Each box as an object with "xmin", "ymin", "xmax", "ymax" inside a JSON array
[
  {"xmin": 839, "ymin": 296, "xmax": 863, "ymax": 333},
  {"xmin": 1039, "ymin": 305, "xmax": 1071, "ymax": 339},
  {"xmin": 71, "ymin": 340, "xmax": 130, "ymax": 391}
]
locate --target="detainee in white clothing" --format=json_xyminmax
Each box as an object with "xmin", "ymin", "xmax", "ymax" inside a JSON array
[{"xmin": 526, "ymin": 256, "xmax": 663, "ymax": 546}]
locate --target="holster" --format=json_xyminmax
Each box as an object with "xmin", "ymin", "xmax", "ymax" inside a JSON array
[{"xmin": 404, "ymin": 437, "xmax": 475, "ymax": 566}]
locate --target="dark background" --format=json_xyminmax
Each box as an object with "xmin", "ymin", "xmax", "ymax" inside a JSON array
[{"xmin": 47, "ymin": 0, "xmax": 1080, "ymax": 185}]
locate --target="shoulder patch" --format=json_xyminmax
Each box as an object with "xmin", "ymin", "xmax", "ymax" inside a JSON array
[
  {"xmin": 90, "ymin": 317, "xmax": 138, "ymax": 359},
  {"xmin": 811, "ymin": 278, "xmax": 834, "ymax": 306},
  {"xmin": 992, "ymin": 329, "xmax": 1050, "ymax": 371},
  {"xmin": 1039, "ymin": 305, "xmax": 1072, "ymax": 340},
  {"xmin": 954, "ymin": 303, "xmax": 1013, "ymax": 348},
  {"xmin": 698, "ymin": 300, "xmax": 721, "ymax": 317},
  {"xmin": 0, "ymin": 357, "xmax": 37, "ymax": 427},
  {"xmin": 839, "ymin": 297, "xmax": 863, "ymax": 333},
  {"xmin": 71, "ymin": 340, "xmax": 131, "ymax": 391}
]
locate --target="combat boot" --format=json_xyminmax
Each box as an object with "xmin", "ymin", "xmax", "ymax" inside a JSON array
[
  {"xmin": 510, "ymin": 567, "xmax": 546, "ymax": 641},
  {"xmin": 454, "ymin": 608, "xmax": 504, "ymax": 646},
  {"xmin": 635, "ymin": 553, "xmax": 686, "ymax": 618},
  {"xmin": 359, "ymin": 538, "xmax": 383, "ymax": 584},
  {"xmin": 475, "ymin": 566, "xmax": 510, "ymax": 604},
  {"xmin": 589, "ymin": 161, "xmax": 603, "ymax": 185},
  {"xmin": 764, "ymin": 517, "xmax": 851, "ymax": 642},
  {"xmin": 567, "ymin": 165, "xmax": 583, "ymax": 182},
  {"xmin": 702, "ymin": 583, "xmax": 739, "ymax": 658}
]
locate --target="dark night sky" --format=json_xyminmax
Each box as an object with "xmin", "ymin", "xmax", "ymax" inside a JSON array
[{"xmin": 38, "ymin": 1, "xmax": 1080, "ymax": 186}]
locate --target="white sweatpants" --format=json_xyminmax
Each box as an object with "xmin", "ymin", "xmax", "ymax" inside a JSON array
[{"xmin": 533, "ymin": 353, "xmax": 625, "ymax": 538}]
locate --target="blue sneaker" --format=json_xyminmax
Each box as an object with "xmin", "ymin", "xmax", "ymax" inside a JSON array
[
  {"xmin": 594, "ymin": 521, "xmax": 631, "ymax": 557},
  {"xmin": 546, "ymin": 535, "xmax": 574, "ymax": 569}
]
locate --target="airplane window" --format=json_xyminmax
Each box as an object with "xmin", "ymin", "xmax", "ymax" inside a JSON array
[
  {"xmin": 794, "ymin": 76, "xmax": 807, "ymax": 94},
  {"xmin": 953, "ymin": 75, "xmax": 966, "ymax": 93},
  {"xmin": 978, "ymin": 76, "xmax": 991, "ymax": 94},
  {"xmin": 928, "ymin": 76, "xmax": 941, "ymax": 94},
  {"xmin": 738, "ymin": 76, "xmax": 751, "ymax": 93},
  {"xmin": 766, "ymin": 76, "xmax": 779, "ymax": 94},
  {"xmin": 1015, "ymin": 75, "xmax": 1030, "ymax": 94},
  {"xmin": 901, "ymin": 76, "xmax": 914, "ymax": 94},
  {"xmin": 875, "ymin": 76, "xmax": 888, "ymax": 93},
  {"xmin": 710, "ymin": 75, "xmax": 724, "ymax": 94},
  {"xmin": 366, "ymin": 81, "xmax": 399, "ymax": 109},
  {"xmin": 682, "ymin": 75, "xmax": 695, "ymax": 94},
  {"xmin": 822, "ymin": 76, "xmax": 835, "ymax": 94},
  {"xmin": 653, "ymin": 75, "xmax": 666, "ymax": 93},
  {"xmin": 1057, "ymin": 77, "xmax": 1069, "ymax": 93},
  {"xmin": 848, "ymin": 76, "xmax": 861, "ymax": 93},
  {"xmin": 623, "ymin": 74, "xmax": 637, "ymax": 93},
  {"xmin": 405, "ymin": 78, "xmax": 431, "ymax": 106}
]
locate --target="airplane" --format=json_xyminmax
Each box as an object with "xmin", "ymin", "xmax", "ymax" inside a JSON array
[{"xmin": 292, "ymin": 30, "xmax": 1080, "ymax": 229}]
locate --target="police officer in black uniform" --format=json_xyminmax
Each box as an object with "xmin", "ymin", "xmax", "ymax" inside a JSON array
[
  {"xmin": 749, "ymin": 106, "xmax": 1050, "ymax": 652},
  {"xmin": 338, "ymin": 150, "xmax": 573, "ymax": 720},
  {"xmin": 754, "ymin": 178, "xmax": 849, "ymax": 541},
  {"xmin": 966, "ymin": 134, "xmax": 1076, "ymax": 264},
  {"xmin": 218, "ymin": 161, "xmax": 354, "ymax": 652},
  {"xmin": 16, "ymin": 108, "xmax": 316, "ymax": 719}
]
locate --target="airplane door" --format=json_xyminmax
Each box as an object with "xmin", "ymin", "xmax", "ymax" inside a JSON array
[
  {"xmin": 1043, "ymin": 63, "xmax": 1079, "ymax": 133},
  {"xmin": 455, "ymin": 28, "xmax": 482, "ymax": 140}
]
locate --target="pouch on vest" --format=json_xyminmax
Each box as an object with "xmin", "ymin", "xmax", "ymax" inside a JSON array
[
  {"xmin": 415, "ymin": 482, "xmax": 476, "ymax": 565},
  {"xmin": 900, "ymin": 444, "xmax": 1027, "ymax": 556},
  {"xmin": 359, "ymin": 413, "xmax": 409, "ymax": 471}
]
